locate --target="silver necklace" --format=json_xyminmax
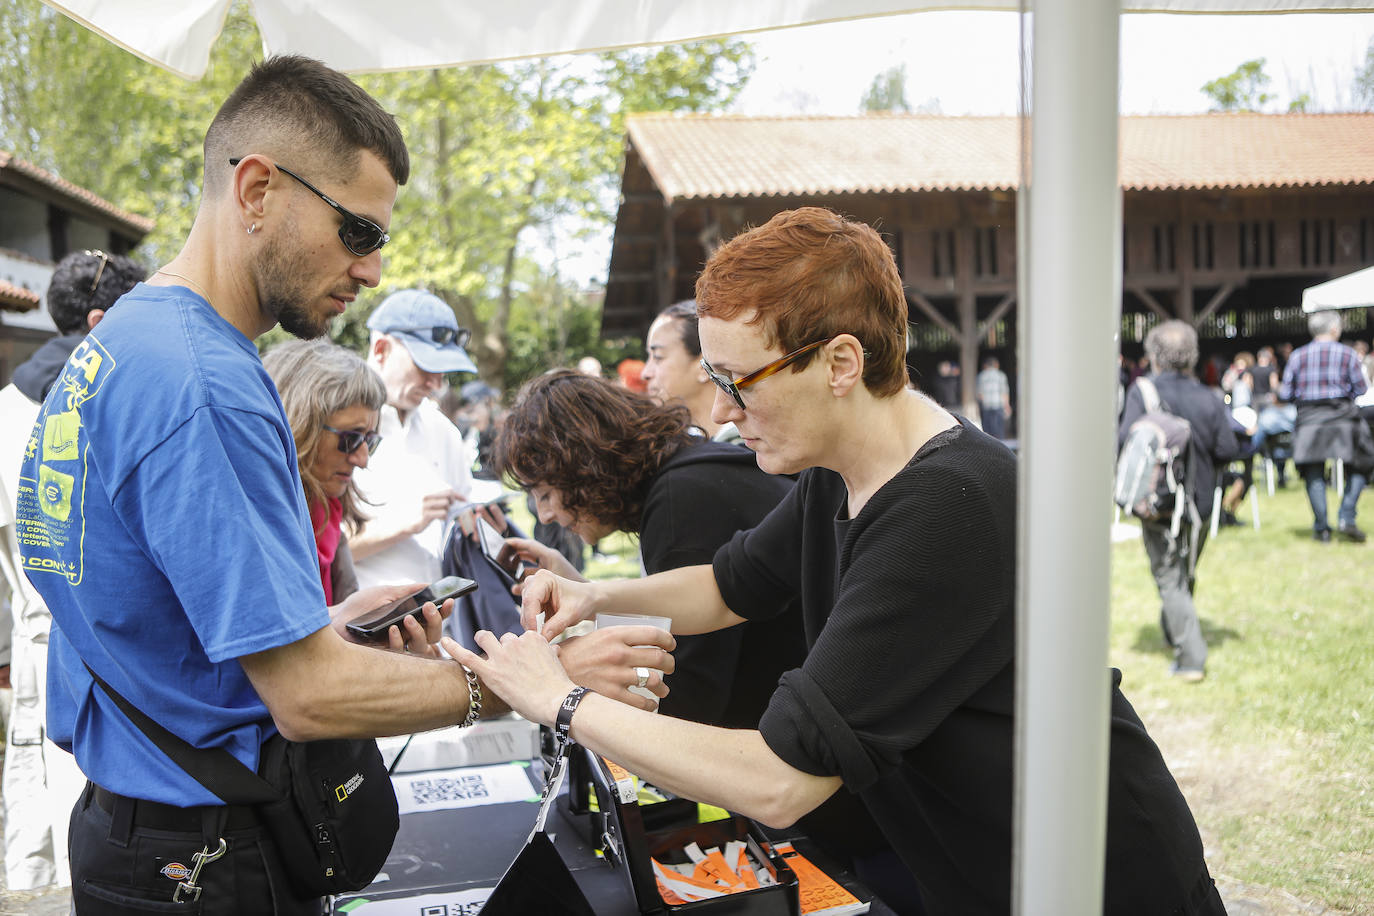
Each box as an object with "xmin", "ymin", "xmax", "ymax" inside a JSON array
[{"xmin": 155, "ymin": 269, "xmax": 212, "ymax": 304}]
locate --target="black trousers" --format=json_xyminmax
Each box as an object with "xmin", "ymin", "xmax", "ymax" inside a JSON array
[{"xmin": 69, "ymin": 782, "xmax": 323, "ymax": 915}]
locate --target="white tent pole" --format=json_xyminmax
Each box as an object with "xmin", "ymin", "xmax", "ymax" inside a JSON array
[{"xmin": 1013, "ymin": 0, "xmax": 1122, "ymax": 912}]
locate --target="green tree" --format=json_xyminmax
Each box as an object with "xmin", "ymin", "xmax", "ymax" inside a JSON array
[
  {"xmin": 1356, "ymin": 38, "xmax": 1374, "ymax": 111},
  {"xmin": 355, "ymin": 41, "xmax": 754, "ymax": 384},
  {"xmin": 0, "ymin": 0, "xmax": 261, "ymax": 265},
  {"xmin": 860, "ymin": 63, "xmax": 911, "ymax": 113},
  {"xmin": 1201, "ymin": 58, "xmax": 1275, "ymax": 112},
  {"xmin": 0, "ymin": 1, "xmax": 753, "ymax": 387}
]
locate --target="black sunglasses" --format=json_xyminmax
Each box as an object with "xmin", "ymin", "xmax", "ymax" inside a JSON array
[
  {"xmin": 322, "ymin": 424, "xmax": 382, "ymax": 456},
  {"xmin": 394, "ymin": 326, "xmax": 472, "ymax": 349},
  {"xmin": 229, "ymin": 157, "xmax": 390, "ymax": 256}
]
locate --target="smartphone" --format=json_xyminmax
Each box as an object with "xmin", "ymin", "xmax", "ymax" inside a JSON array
[
  {"xmin": 345, "ymin": 575, "xmax": 478, "ymax": 642},
  {"xmin": 475, "ymin": 515, "xmax": 527, "ymax": 580}
]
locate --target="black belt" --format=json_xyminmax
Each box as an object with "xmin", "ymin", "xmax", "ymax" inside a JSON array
[{"xmin": 91, "ymin": 783, "xmax": 260, "ymax": 832}]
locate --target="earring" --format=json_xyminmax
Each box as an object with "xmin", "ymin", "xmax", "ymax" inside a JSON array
[{"xmin": 247, "ymin": 224, "xmax": 256, "ymax": 235}]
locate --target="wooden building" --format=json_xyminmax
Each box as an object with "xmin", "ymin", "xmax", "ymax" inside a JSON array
[
  {"xmin": 602, "ymin": 112, "xmax": 1374, "ymax": 410},
  {"xmin": 0, "ymin": 151, "xmax": 153, "ymax": 383}
]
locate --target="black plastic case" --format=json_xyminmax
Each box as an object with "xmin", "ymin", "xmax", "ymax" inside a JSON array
[{"xmin": 563, "ymin": 745, "xmax": 800, "ymax": 915}]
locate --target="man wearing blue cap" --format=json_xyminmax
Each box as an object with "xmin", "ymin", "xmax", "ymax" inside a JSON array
[{"xmin": 352, "ymin": 289, "xmax": 480, "ymax": 587}]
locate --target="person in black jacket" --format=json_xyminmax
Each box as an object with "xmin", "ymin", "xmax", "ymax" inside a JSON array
[
  {"xmin": 453, "ymin": 208, "xmax": 1225, "ymax": 915},
  {"xmin": 1118, "ymin": 320, "xmax": 1240, "ymax": 681}
]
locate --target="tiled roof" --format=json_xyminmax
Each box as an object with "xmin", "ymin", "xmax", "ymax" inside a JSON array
[
  {"xmin": 0, "ymin": 278, "xmax": 41, "ymax": 312},
  {"xmin": 0, "ymin": 151, "xmax": 155, "ymax": 235},
  {"xmin": 626, "ymin": 112, "xmax": 1374, "ymax": 201}
]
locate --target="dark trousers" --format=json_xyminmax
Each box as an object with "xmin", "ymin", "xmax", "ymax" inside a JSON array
[
  {"xmin": 69, "ymin": 782, "xmax": 323, "ymax": 915},
  {"xmin": 1141, "ymin": 520, "xmax": 1209, "ymax": 672},
  {"xmin": 979, "ymin": 405, "xmax": 1006, "ymax": 440}
]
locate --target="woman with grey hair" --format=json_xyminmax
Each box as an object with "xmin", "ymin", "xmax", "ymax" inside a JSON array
[{"xmin": 263, "ymin": 338, "xmax": 386, "ymax": 604}]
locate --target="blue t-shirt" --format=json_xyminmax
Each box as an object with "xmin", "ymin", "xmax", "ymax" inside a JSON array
[{"xmin": 15, "ymin": 284, "xmax": 328, "ymax": 805}]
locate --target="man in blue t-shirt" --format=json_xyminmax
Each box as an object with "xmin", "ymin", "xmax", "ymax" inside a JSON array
[
  {"xmin": 13, "ymin": 57, "xmax": 672, "ymax": 915},
  {"xmin": 13, "ymin": 56, "xmax": 434, "ymax": 915}
]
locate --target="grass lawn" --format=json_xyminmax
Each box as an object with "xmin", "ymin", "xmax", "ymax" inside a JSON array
[{"xmin": 1110, "ymin": 481, "xmax": 1374, "ymax": 912}]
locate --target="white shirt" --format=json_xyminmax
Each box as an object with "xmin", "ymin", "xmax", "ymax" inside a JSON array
[{"xmin": 352, "ymin": 399, "xmax": 473, "ymax": 588}]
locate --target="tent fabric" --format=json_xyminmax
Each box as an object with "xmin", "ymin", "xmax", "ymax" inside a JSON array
[
  {"xmin": 39, "ymin": 0, "xmax": 1374, "ymax": 80},
  {"xmin": 1302, "ymin": 265, "xmax": 1374, "ymax": 312}
]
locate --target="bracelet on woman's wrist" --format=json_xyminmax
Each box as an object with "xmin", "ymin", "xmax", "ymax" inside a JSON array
[
  {"xmin": 459, "ymin": 664, "xmax": 482, "ymax": 728},
  {"xmin": 555, "ymin": 686, "xmax": 594, "ymax": 747}
]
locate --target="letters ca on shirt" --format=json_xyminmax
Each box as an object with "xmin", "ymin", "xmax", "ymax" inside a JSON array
[{"xmin": 16, "ymin": 337, "xmax": 115, "ymax": 585}]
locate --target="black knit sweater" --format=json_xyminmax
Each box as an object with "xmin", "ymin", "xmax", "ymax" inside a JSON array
[{"xmin": 714, "ymin": 419, "xmax": 1223, "ymax": 914}]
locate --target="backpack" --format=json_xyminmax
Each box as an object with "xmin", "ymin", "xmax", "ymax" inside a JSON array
[{"xmin": 1114, "ymin": 377, "xmax": 1197, "ymax": 539}]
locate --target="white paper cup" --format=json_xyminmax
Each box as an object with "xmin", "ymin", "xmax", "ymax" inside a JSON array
[{"xmin": 595, "ymin": 613, "xmax": 671, "ymax": 706}]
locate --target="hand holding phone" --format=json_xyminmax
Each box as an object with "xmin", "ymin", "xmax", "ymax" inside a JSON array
[
  {"xmin": 475, "ymin": 515, "xmax": 528, "ymax": 581},
  {"xmin": 345, "ymin": 575, "xmax": 478, "ymax": 642}
]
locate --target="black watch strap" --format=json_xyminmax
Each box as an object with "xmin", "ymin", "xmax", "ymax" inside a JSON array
[{"xmin": 555, "ymin": 686, "xmax": 593, "ymax": 746}]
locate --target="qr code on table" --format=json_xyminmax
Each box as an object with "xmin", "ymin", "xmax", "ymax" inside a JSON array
[
  {"xmin": 417, "ymin": 906, "xmax": 484, "ymax": 916},
  {"xmin": 406, "ymin": 773, "xmax": 490, "ymax": 806}
]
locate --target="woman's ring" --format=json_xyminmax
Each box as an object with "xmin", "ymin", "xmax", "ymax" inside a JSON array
[{"xmin": 635, "ymin": 667, "xmax": 650, "ymax": 690}]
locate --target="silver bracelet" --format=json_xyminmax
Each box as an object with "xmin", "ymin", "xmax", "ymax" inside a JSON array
[{"xmin": 459, "ymin": 664, "xmax": 482, "ymax": 728}]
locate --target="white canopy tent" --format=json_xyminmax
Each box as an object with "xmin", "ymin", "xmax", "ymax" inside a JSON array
[
  {"xmin": 1303, "ymin": 265, "xmax": 1374, "ymax": 312},
  {"xmin": 38, "ymin": 1, "xmax": 1374, "ymax": 912}
]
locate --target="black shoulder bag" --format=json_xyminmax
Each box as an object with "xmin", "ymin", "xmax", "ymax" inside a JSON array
[{"xmin": 85, "ymin": 664, "xmax": 398, "ymax": 898}]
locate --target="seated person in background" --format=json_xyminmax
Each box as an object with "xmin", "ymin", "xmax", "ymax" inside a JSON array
[
  {"xmin": 1218, "ymin": 405, "xmax": 1261, "ymax": 528},
  {"xmin": 1247, "ymin": 346, "xmax": 1279, "ymax": 409},
  {"xmin": 1221, "ymin": 351, "xmax": 1254, "ymax": 408},
  {"xmin": 264, "ymin": 339, "xmax": 384, "ymax": 607},
  {"xmin": 640, "ymin": 300, "xmax": 743, "ymax": 444},
  {"xmin": 455, "ymin": 207, "xmax": 1225, "ymax": 914}
]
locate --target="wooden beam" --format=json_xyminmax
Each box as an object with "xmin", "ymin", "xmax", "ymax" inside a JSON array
[
  {"xmin": 956, "ymin": 226, "xmax": 979, "ymax": 416},
  {"xmin": 1193, "ymin": 282, "xmax": 1237, "ymax": 326},
  {"xmin": 906, "ymin": 287, "xmax": 961, "ymax": 342},
  {"xmin": 977, "ymin": 292, "xmax": 1018, "ymax": 338},
  {"xmin": 1125, "ymin": 285, "xmax": 1171, "ymax": 321},
  {"xmin": 611, "ymin": 233, "xmax": 661, "ymax": 246}
]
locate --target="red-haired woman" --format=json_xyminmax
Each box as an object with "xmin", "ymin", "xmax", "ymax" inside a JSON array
[{"xmin": 453, "ymin": 209, "xmax": 1225, "ymax": 915}]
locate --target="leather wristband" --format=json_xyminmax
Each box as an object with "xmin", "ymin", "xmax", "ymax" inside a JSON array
[
  {"xmin": 459, "ymin": 664, "xmax": 482, "ymax": 728},
  {"xmin": 555, "ymin": 686, "xmax": 594, "ymax": 746}
]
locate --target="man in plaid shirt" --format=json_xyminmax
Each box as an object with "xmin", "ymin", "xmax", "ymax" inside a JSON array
[
  {"xmin": 976, "ymin": 356, "xmax": 1011, "ymax": 439},
  {"xmin": 1280, "ymin": 310, "xmax": 1373, "ymax": 542}
]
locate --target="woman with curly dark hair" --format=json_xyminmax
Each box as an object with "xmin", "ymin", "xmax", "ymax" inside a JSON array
[{"xmin": 491, "ymin": 368, "xmax": 803, "ymax": 728}]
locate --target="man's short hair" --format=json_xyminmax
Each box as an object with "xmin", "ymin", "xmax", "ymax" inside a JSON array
[
  {"xmin": 1307, "ymin": 310, "xmax": 1342, "ymax": 339},
  {"xmin": 47, "ymin": 250, "xmax": 146, "ymax": 334},
  {"xmin": 1144, "ymin": 320, "xmax": 1199, "ymax": 374},
  {"xmin": 657, "ymin": 300, "xmax": 701, "ymax": 357},
  {"xmin": 203, "ymin": 55, "xmax": 409, "ymax": 196},
  {"xmin": 695, "ymin": 207, "xmax": 908, "ymax": 397}
]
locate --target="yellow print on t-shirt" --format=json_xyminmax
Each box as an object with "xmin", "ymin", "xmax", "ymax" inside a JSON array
[{"xmin": 16, "ymin": 335, "xmax": 115, "ymax": 585}]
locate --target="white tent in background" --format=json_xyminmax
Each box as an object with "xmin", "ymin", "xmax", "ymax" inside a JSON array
[
  {"xmin": 1302, "ymin": 265, "xmax": 1374, "ymax": 312},
  {"xmin": 36, "ymin": 1, "xmax": 1374, "ymax": 913}
]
